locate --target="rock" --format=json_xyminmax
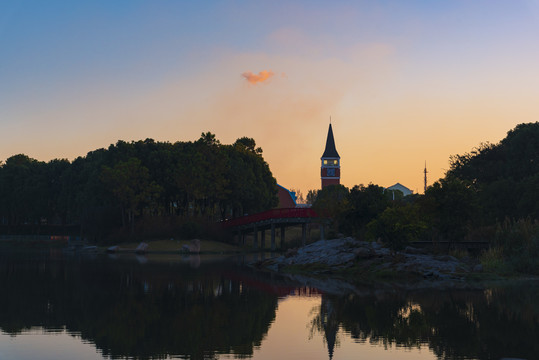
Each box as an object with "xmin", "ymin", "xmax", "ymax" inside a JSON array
[
  {"xmin": 473, "ymin": 264, "xmax": 483, "ymax": 272},
  {"xmin": 403, "ymin": 246, "xmax": 427, "ymax": 255},
  {"xmin": 180, "ymin": 239, "xmax": 201, "ymax": 253},
  {"xmin": 435, "ymin": 255, "xmax": 459, "ymax": 262},
  {"xmin": 354, "ymin": 247, "xmax": 372, "ymax": 259},
  {"xmin": 285, "ymin": 248, "xmax": 298, "ymax": 258},
  {"xmin": 258, "ymin": 237, "xmax": 475, "ymax": 288},
  {"xmin": 189, "ymin": 239, "xmax": 201, "ymax": 253},
  {"xmin": 107, "ymin": 245, "xmax": 119, "ymax": 253},
  {"xmin": 180, "ymin": 244, "xmax": 190, "ymax": 253},
  {"xmin": 266, "ymin": 263, "xmax": 279, "ymax": 272},
  {"xmin": 135, "ymin": 242, "xmax": 148, "ymax": 254}
]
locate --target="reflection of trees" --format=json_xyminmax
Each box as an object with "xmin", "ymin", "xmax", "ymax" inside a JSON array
[
  {"xmin": 311, "ymin": 286, "xmax": 539, "ymax": 360},
  {"xmin": 0, "ymin": 253, "xmax": 278, "ymax": 360}
]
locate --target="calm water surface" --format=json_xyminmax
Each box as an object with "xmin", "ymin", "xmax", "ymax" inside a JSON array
[{"xmin": 1, "ymin": 250, "xmax": 538, "ymax": 360}]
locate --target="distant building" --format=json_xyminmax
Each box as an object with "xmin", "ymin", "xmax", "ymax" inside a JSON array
[
  {"xmin": 386, "ymin": 182, "xmax": 413, "ymax": 200},
  {"xmin": 321, "ymin": 124, "xmax": 341, "ymax": 188},
  {"xmin": 276, "ymin": 184, "xmax": 297, "ymax": 208}
]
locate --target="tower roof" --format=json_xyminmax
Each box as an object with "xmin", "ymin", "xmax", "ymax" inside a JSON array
[{"xmin": 322, "ymin": 123, "xmax": 340, "ymax": 158}]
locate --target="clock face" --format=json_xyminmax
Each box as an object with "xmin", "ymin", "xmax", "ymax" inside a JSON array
[{"xmin": 327, "ymin": 168, "xmax": 335, "ymax": 176}]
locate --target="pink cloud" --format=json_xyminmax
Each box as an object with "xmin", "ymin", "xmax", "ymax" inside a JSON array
[{"xmin": 242, "ymin": 70, "xmax": 275, "ymax": 84}]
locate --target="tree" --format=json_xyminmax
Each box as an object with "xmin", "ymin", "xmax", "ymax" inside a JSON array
[
  {"xmin": 447, "ymin": 122, "xmax": 539, "ymax": 221},
  {"xmin": 101, "ymin": 158, "xmax": 162, "ymax": 234},
  {"xmin": 289, "ymin": 188, "xmax": 305, "ymax": 204},
  {"xmin": 341, "ymin": 184, "xmax": 391, "ymax": 238},
  {"xmin": 0, "ymin": 154, "xmax": 43, "ymax": 226},
  {"xmin": 312, "ymin": 185, "xmax": 350, "ymax": 232},
  {"xmin": 306, "ymin": 189, "xmax": 318, "ymax": 205},
  {"xmin": 234, "ymin": 137, "xmax": 263, "ymax": 155},
  {"xmin": 424, "ymin": 177, "xmax": 479, "ymax": 243},
  {"xmin": 0, "ymin": 133, "xmax": 279, "ymax": 241},
  {"xmin": 366, "ymin": 203, "xmax": 427, "ymax": 254}
]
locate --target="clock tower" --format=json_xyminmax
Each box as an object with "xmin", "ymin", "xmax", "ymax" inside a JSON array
[{"xmin": 321, "ymin": 123, "xmax": 340, "ymax": 188}]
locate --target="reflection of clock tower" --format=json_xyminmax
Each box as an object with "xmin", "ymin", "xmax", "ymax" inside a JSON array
[{"xmin": 321, "ymin": 123, "xmax": 340, "ymax": 188}]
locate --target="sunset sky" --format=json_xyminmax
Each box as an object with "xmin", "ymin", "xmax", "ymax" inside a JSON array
[{"xmin": 2, "ymin": 1, "xmax": 539, "ymax": 194}]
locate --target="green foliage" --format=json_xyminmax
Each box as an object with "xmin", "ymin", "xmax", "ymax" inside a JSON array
[
  {"xmin": 492, "ymin": 218, "xmax": 539, "ymax": 274},
  {"xmin": 366, "ymin": 203, "xmax": 427, "ymax": 253},
  {"xmin": 312, "ymin": 184, "xmax": 349, "ymax": 231},
  {"xmin": 479, "ymin": 247, "xmax": 508, "ymax": 274},
  {"xmin": 448, "ymin": 121, "xmax": 539, "ymax": 221},
  {"xmin": 101, "ymin": 158, "xmax": 162, "ymax": 234},
  {"xmin": 305, "ymin": 189, "xmax": 318, "ymax": 205},
  {"xmin": 0, "ymin": 133, "xmax": 278, "ymax": 242},
  {"xmin": 341, "ymin": 184, "xmax": 391, "ymax": 238},
  {"xmin": 423, "ymin": 177, "xmax": 479, "ymax": 242}
]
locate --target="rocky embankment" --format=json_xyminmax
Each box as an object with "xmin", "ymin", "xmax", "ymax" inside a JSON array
[{"xmin": 256, "ymin": 237, "xmax": 485, "ymax": 294}]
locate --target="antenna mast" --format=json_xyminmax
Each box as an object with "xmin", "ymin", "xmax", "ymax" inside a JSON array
[{"xmin": 423, "ymin": 161, "xmax": 428, "ymax": 193}]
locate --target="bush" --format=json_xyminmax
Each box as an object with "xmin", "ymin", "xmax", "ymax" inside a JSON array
[
  {"xmin": 480, "ymin": 247, "xmax": 509, "ymax": 274},
  {"xmin": 366, "ymin": 203, "xmax": 427, "ymax": 254},
  {"xmin": 491, "ymin": 218, "xmax": 539, "ymax": 274}
]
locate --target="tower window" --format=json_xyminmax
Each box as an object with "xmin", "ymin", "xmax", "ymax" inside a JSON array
[{"xmin": 323, "ymin": 159, "xmax": 339, "ymax": 166}]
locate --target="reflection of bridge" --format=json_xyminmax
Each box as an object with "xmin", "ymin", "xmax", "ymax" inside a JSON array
[{"xmin": 222, "ymin": 208, "xmax": 320, "ymax": 250}]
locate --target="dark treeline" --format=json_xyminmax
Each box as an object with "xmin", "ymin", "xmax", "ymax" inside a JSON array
[
  {"xmin": 0, "ymin": 252, "xmax": 278, "ymax": 359},
  {"xmin": 0, "ymin": 132, "xmax": 277, "ymax": 242},
  {"xmin": 312, "ymin": 122, "xmax": 539, "ymax": 273}
]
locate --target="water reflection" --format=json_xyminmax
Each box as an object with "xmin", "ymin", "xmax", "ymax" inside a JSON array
[
  {"xmin": 309, "ymin": 285, "xmax": 539, "ymax": 360},
  {"xmin": 1, "ymin": 251, "xmax": 538, "ymax": 360},
  {"xmin": 0, "ymin": 252, "xmax": 279, "ymax": 359}
]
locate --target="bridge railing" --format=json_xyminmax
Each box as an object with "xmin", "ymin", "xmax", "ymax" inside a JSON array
[{"xmin": 222, "ymin": 207, "xmax": 318, "ymax": 228}]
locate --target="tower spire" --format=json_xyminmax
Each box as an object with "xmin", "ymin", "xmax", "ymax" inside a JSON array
[
  {"xmin": 322, "ymin": 123, "xmax": 339, "ymax": 158},
  {"xmin": 321, "ymin": 124, "xmax": 341, "ymax": 188}
]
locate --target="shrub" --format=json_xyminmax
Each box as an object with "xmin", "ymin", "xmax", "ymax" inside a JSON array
[
  {"xmin": 366, "ymin": 203, "xmax": 427, "ymax": 254},
  {"xmin": 480, "ymin": 247, "xmax": 509, "ymax": 274},
  {"xmin": 491, "ymin": 218, "xmax": 539, "ymax": 274}
]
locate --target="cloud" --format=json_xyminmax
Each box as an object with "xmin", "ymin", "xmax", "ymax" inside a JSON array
[{"xmin": 241, "ymin": 70, "xmax": 275, "ymax": 84}]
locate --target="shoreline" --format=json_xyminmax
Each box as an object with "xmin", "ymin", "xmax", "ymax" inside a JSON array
[{"xmin": 251, "ymin": 237, "xmax": 539, "ymax": 293}]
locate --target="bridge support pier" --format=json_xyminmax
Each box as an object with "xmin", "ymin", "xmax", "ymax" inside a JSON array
[
  {"xmin": 261, "ymin": 229, "xmax": 266, "ymax": 250},
  {"xmin": 302, "ymin": 223, "xmax": 307, "ymax": 246},
  {"xmin": 280, "ymin": 225, "xmax": 285, "ymax": 249},
  {"xmin": 270, "ymin": 224, "xmax": 276, "ymax": 251},
  {"xmin": 253, "ymin": 225, "xmax": 258, "ymax": 249}
]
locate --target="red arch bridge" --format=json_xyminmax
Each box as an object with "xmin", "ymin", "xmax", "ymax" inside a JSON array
[{"xmin": 221, "ymin": 207, "xmax": 322, "ymax": 250}]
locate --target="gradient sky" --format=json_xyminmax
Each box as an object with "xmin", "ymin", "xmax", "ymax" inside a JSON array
[{"xmin": 2, "ymin": 1, "xmax": 539, "ymax": 194}]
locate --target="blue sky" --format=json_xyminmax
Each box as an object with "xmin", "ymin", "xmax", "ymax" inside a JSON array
[{"xmin": 2, "ymin": 0, "xmax": 539, "ymax": 193}]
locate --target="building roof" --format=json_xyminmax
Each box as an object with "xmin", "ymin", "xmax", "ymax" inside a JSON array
[
  {"xmin": 322, "ymin": 123, "xmax": 340, "ymax": 158},
  {"xmin": 386, "ymin": 183, "xmax": 413, "ymax": 196},
  {"xmin": 275, "ymin": 184, "xmax": 297, "ymax": 208}
]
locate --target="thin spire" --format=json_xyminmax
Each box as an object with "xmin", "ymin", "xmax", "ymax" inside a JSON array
[{"xmin": 424, "ymin": 161, "xmax": 428, "ymax": 193}]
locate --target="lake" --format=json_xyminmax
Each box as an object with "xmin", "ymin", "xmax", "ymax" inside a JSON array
[{"xmin": 1, "ymin": 250, "xmax": 538, "ymax": 360}]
